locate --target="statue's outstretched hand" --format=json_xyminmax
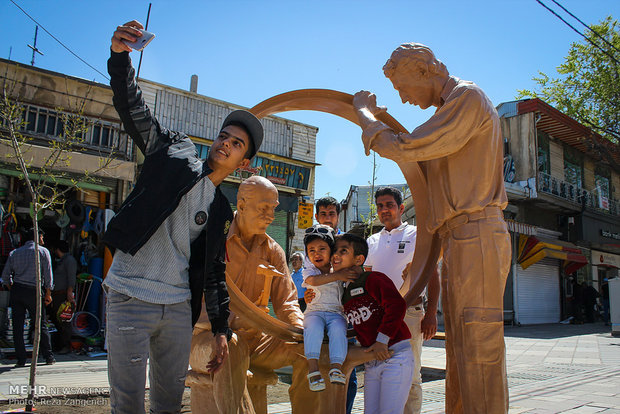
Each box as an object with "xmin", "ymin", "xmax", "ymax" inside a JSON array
[
  {"xmin": 354, "ymin": 91, "xmax": 389, "ymax": 156},
  {"xmin": 353, "ymin": 91, "xmax": 387, "ymax": 116}
]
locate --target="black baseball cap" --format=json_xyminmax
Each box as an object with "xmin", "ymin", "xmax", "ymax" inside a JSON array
[{"xmin": 221, "ymin": 110, "xmax": 264, "ymax": 159}]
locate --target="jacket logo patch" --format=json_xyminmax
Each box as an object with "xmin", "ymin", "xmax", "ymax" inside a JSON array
[
  {"xmin": 346, "ymin": 306, "xmax": 372, "ymax": 325},
  {"xmin": 350, "ymin": 287, "xmax": 364, "ymax": 296},
  {"xmin": 224, "ymin": 220, "xmax": 231, "ymax": 235},
  {"xmin": 195, "ymin": 211, "xmax": 207, "ymax": 225}
]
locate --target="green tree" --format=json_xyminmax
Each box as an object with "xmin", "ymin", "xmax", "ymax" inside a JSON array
[
  {"xmin": 518, "ymin": 16, "xmax": 620, "ymax": 168},
  {"xmin": 360, "ymin": 152, "xmax": 378, "ymax": 238}
]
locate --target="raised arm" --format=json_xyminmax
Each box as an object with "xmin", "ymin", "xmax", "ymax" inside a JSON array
[
  {"xmin": 420, "ymin": 266, "xmax": 440, "ymax": 340},
  {"xmin": 304, "ymin": 267, "xmax": 361, "ymax": 287},
  {"xmin": 108, "ymin": 21, "xmax": 173, "ymax": 156},
  {"xmin": 353, "ymin": 87, "xmax": 487, "ymax": 162}
]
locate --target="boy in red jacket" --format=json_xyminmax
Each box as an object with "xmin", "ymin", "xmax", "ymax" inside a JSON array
[{"xmin": 334, "ymin": 233, "xmax": 414, "ymax": 414}]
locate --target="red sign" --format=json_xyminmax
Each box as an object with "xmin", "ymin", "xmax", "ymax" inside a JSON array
[{"xmin": 266, "ymin": 176, "xmax": 286, "ymax": 185}]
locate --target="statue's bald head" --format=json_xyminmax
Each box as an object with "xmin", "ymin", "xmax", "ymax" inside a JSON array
[
  {"xmin": 237, "ymin": 176, "xmax": 278, "ymax": 202},
  {"xmin": 236, "ymin": 176, "xmax": 279, "ymax": 236}
]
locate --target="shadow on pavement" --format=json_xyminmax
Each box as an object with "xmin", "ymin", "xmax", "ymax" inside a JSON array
[
  {"xmin": 504, "ymin": 322, "xmax": 611, "ymax": 339},
  {"xmin": 421, "ymin": 366, "xmax": 445, "ymax": 382}
]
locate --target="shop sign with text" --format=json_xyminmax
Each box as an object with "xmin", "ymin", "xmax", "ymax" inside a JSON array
[
  {"xmin": 196, "ymin": 143, "xmax": 311, "ymax": 191},
  {"xmin": 592, "ymin": 250, "xmax": 620, "ymax": 268},
  {"xmin": 298, "ymin": 202, "xmax": 313, "ymax": 229},
  {"xmin": 600, "ymin": 229, "xmax": 620, "ymax": 240},
  {"xmin": 252, "ymin": 157, "xmax": 311, "ymax": 190}
]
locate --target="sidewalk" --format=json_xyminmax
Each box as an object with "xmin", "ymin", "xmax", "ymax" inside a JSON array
[
  {"xmin": 1, "ymin": 322, "xmax": 619, "ymax": 413},
  {"xmin": 417, "ymin": 323, "xmax": 620, "ymax": 414}
]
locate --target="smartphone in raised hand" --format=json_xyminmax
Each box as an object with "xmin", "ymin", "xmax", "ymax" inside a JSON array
[{"xmin": 123, "ymin": 29, "xmax": 155, "ymax": 51}]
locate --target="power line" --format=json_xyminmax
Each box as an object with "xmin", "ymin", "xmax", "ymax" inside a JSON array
[
  {"xmin": 535, "ymin": 0, "xmax": 620, "ymax": 65},
  {"xmin": 550, "ymin": 0, "xmax": 620, "ymax": 56},
  {"xmin": 8, "ymin": 0, "xmax": 110, "ymax": 81}
]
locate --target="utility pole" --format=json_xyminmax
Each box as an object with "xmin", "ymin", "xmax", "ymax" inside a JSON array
[
  {"xmin": 136, "ymin": 3, "xmax": 152, "ymax": 79},
  {"xmin": 27, "ymin": 25, "xmax": 44, "ymax": 66}
]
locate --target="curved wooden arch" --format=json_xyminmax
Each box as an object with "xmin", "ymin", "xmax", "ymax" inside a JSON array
[
  {"xmin": 222, "ymin": 89, "xmax": 441, "ymax": 341},
  {"xmin": 226, "ymin": 274, "xmax": 304, "ymax": 342},
  {"xmin": 225, "ymin": 89, "xmax": 441, "ymax": 340}
]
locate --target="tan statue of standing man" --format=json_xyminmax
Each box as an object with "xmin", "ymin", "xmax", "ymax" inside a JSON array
[{"xmin": 353, "ymin": 43, "xmax": 511, "ymax": 414}]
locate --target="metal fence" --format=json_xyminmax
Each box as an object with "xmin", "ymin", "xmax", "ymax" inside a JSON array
[{"xmin": 538, "ymin": 172, "xmax": 619, "ymax": 216}]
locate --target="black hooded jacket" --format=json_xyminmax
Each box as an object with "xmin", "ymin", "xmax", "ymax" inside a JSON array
[{"xmin": 103, "ymin": 51, "xmax": 231, "ymax": 334}]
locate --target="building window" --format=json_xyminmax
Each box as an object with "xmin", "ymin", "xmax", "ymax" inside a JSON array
[
  {"xmin": 595, "ymin": 165, "xmax": 611, "ymax": 199},
  {"xmin": 89, "ymin": 122, "xmax": 117, "ymax": 148},
  {"xmin": 23, "ymin": 107, "xmax": 63, "ymax": 137},
  {"xmin": 564, "ymin": 161, "xmax": 582, "ymax": 188},
  {"xmin": 595, "ymin": 176, "xmax": 610, "ymax": 198},
  {"xmin": 195, "ymin": 143, "xmax": 210, "ymax": 159},
  {"xmin": 537, "ymin": 131, "xmax": 550, "ymax": 174},
  {"xmin": 563, "ymin": 146, "xmax": 583, "ymax": 188},
  {"xmin": 14, "ymin": 103, "xmax": 129, "ymax": 157}
]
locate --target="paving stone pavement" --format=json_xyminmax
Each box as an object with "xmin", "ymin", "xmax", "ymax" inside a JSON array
[{"xmin": 1, "ymin": 322, "xmax": 618, "ymax": 413}]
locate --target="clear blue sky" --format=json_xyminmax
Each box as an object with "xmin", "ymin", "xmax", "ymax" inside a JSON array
[{"xmin": 2, "ymin": 0, "xmax": 618, "ymax": 202}]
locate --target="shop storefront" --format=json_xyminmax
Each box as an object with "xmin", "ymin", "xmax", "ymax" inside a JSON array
[
  {"xmin": 0, "ymin": 172, "xmax": 123, "ymax": 352},
  {"xmin": 514, "ymin": 232, "xmax": 588, "ymax": 325},
  {"xmin": 591, "ymin": 250, "xmax": 620, "ymax": 291},
  {"xmin": 516, "ymin": 258, "xmax": 561, "ymax": 324}
]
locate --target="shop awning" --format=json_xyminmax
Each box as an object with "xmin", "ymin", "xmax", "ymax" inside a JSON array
[
  {"xmin": 0, "ymin": 168, "xmax": 112, "ymax": 192},
  {"xmin": 518, "ymin": 234, "xmax": 588, "ymax": 274}
]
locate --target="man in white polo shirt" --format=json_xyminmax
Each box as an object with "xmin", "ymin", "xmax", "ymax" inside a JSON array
[{"xmin": 365, "ymin": 186, "xmax": 440, "ymax": 414}]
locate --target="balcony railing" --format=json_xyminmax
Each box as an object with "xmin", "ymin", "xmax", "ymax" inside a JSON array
[{"xmin": 538, "ymin": 172, "xmax": 619, "ymax": 216}]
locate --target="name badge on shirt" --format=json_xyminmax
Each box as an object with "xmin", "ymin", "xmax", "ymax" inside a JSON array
[
  {"xmin": 397, "ymin": 240, "xmax": 411, "ymax": 253},
  {"xmin": 350, "ymin": 287, "xmax": 364, "ymax": 296}
]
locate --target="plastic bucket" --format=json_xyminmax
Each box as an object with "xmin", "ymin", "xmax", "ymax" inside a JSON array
[
  {"xmin": 71, "ymin": 311, "xmax": 101, "ymax": 337},
  {"xmin": 85, "ymin": 258, "xmax": 104, "ymax": 315}
]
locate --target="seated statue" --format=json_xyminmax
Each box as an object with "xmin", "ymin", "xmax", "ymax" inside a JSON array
[{"xmin": 188, "ymin": 176, "xmax": 319, "ymax": 413}]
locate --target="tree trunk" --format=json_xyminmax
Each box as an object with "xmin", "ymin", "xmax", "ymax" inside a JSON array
[{"xmin": 26, "ymin": 211, "xmax": 42, "ymax": 413}]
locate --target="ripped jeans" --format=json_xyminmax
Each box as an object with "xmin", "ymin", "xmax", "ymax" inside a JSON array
[{"xmin": 106, "ymin": 288, "xmax": 192, "ymax": 414}]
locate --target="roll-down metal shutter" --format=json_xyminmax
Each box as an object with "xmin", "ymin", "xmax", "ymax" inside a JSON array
[
  {"xmin": 266, "ymin": 211, "xmax": 288, "ymax": 255},
  {"xmin": 517, "ymin": 258, "xmax": 561, "ymax": 324},
  {"xmin": 229, "ymin": 204, "xmax": 288, "ymax": 255}
]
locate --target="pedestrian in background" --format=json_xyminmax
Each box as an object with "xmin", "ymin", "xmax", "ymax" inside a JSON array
[
  {"xmin": 51, "ymin": 240, "xmax": 77, "ymax": 354},
  {"xmin": 290, "ymin": 252, "xmax": 306, "ymax": 312},
  {"xmin": 0, "ymin": 228, "xmax": 55, "ymax": 367},
  {"xmin": 601, "ymin": 279, "xmax": 610, "ymax": 326}
]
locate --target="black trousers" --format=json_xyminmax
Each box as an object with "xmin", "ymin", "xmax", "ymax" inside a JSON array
[{"xmin": 9, "ymin": 284, "xmax": 53, "ymax": 363}]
